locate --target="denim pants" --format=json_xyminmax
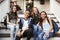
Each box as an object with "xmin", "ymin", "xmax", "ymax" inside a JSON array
[
  {"xmin": 38, "ymin": 32, "xmax": 53, "ymax": 40},
  {"xmin": 33, "ymin": 24, "xmax": 42, "ymax": 40},
  {"xmin": 7, "ymin": 24, "xmax": 19, "ymax": 40}
]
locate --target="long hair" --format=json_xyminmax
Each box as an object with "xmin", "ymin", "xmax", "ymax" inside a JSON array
[
  {"xmin": 9, "ymin": 5, "xmax": 18, "ymax": 21},
  {"xmin": 31, "ymin": 7, "xmax": 39, "ymax": 18},
  {"xmin": 39, "ymin": 11, "xmax": 48, "ymax": 29}
]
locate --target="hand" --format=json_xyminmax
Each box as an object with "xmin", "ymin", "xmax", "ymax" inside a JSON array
[
  {"xmin": 45, "ymin": 32, "xmax": 49, "ymax": 37},
  {"xmin": 22, "ymin": 27, "xmax": 29, "ymax": 31}
]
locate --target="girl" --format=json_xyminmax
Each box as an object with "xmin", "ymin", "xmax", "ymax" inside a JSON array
[
  {"xmin": 7, "ymin": 5, "xmax": 19, "ymax": 40},
  {"xmin": 38, "ymin": 11, "xmax": 53, "ymax": 40},
  {"xmin": 31, "ymin": 7, "xmax": 40, "ymax": 40},
  {"xmin": 15, "ymin": 10, "xmax": 33, "ymax": 40}
]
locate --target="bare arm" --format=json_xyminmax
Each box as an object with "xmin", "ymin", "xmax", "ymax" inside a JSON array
[{"xmin": 48, "ymin": 18, "xmax": 53, "ymax": 33}]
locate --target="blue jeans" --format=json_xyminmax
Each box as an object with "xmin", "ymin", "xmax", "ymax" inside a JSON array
[
  {"xmin": 33, "ymin": 24, "xmax": 42, "ymax": 40},
  {"xmin": 7, "ymin": 24, "xmax": 19, "ymax": 40},
  {"xmin": 38, "ymin": 32, "xmax": 53, "ymax": 40}
]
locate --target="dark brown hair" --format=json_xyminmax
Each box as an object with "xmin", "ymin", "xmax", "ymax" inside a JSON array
[
  {"xmin": 9, "ymin": 5, "xmax": 18, "ymax": 21},
  {"xmin": 39, "ymin": 11, "xmax": 49, "ymax": 29}
]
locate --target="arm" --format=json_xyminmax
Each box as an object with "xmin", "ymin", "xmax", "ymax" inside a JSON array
[
  {"xmin": 7, "ymin": 15, "xmax": 11, "ymax": 24},
  {"xmin": 48, "ymin": 18, "xmax": 53, "ymax": 33},
  {"xmin": 45, "ymin": 18, "xmax": 53, "ymax": 37}
]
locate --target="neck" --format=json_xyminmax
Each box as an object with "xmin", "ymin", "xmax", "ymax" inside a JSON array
[
  {"xmin": 24, "ymin": 17, "xmax": 28, "ymax": 20},
  {"xmin": 43, "ymin": 18, "xmax": 47, "ymax": 22}
]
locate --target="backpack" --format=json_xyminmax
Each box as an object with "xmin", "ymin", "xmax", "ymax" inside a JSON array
[{"xmin": 47, "ymin": 18, "xmax": 59, "ymax": 33}]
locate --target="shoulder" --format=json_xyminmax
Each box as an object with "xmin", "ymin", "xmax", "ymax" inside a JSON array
[
  {"xmin": 48, "ymin": 17, "xmax": 52, "ymax": 21},
  {"xmin": 20, "ymin": 17, "xmax": 24, "ymax": 21}
]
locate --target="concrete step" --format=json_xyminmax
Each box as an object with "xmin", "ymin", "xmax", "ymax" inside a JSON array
[
  {"xmin": 0, "ymin": 37, "xmax": 60, "ymax": 40},
  {"xmin": 0, "ymin": 29, "xmax": 10, "ymax": 34},
  {"xmin": 0, "ymin": 29, "xmax": 60, "ymax": 37}
]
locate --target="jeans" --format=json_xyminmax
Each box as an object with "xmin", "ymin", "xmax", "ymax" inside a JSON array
[
  {"xmin": 15, "ymin": 29, "xmax": 33, "ymax": 40},
  {"xmin": 7, "ymin": 24, "xmax": 19, "ymax": 40},
  {"xmin": 33, "ymin": 24, "xmax": 42, "ymax": 40},
  {"xmin": 38, "ymin": 32, "xmax": 53, "ymax": 40}
]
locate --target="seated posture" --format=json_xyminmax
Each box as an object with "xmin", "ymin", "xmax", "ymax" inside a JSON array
[
  {"xmin": 15, "ymin": 10, "xmax": 33, "ymax": 40},
  {"xmin": 7, "ymin": 5, "xmax": 19, "ymax": 40},
  {"xmin": 31, "ymin": 7, "xmax": 40, "ymax": 40},
  {"xmin": 38, "ymin": 11, "xmax": 54, "ymax": 40}
]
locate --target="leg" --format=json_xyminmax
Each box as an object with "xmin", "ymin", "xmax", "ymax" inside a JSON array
[
  {"xmin": 15, "ymin": 36, "xmax": 21, "ymax": 40},
  {"xmin": 43, "ymin": 34, "xmax": 48, "ymax": 40},
  {"xmin": 33, "ymin": 25, "xmax": 38, "ymax": 40},
  {"xmin": 38, "ymin": 32, "xmax": 44, "ymax": 40},
  {"xmin": 48, "ymin": 32, "xmax": 53, "ymax": 38},
  {"xmin": 37, "ymin": 25, "xmax": 42, "ymax": 34},
  {"xmin": 7, "ymin": 25, "xmax": 14, "ymax": 40},
  {"xmin": 15, "ymin": 30, "xmax": 22, "ymax": 40},
  {"xmin": 43, "ymin": 32, "xmax": 53, "ymax": 40},
  {"xmin": 23, "ymin": 29, "xmax": 33, "ymax": 40},
  {"xmin": 14, "ymin": 25, "xmax": 19, "ymax": 40}
]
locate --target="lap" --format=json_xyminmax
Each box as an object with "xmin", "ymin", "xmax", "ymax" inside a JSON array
[
  {"xmin": 16, "ymin": 29, "xmax": 33, "ymax": 37},
  {"xmin": 38, "ymin": 32, "xmax": 53, "ymax": 38}
]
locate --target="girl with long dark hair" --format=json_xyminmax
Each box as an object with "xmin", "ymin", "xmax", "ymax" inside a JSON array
[
  {"xmin": 38, "ymin": 11, "xmax": 53, "ymax": 40},
  {"xmin": 7, "ymin": 5, "xmax": 19, "ymax": 40}
]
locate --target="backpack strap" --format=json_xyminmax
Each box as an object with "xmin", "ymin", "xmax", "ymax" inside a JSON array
[
  {"xmin": 47, "ymin": 17, "xmax": 50, "ymax": 24},
  {"xmin": 47, "ymin": 17, "xmax": 59, "ymax": 33}
]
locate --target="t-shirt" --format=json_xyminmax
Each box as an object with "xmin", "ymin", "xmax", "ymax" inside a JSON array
[{"xmin": 22, "ymin": 19, "xmax": 29, "ymax": 31}]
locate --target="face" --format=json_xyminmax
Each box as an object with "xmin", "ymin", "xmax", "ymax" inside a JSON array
[
  {"xmin": 33, "ymin": 8, "xmax": 38, "ymax": 15},
  {"xmin": 24, "ymin": 11, "xmax": 30, "ymax": 18},
  {"xmin": 41, "ymin": 12, "xmax": 46, "ymax": 19},
  {"xmin": 13, "ymin": 6, "xmax": 17, "ymax": 12}
]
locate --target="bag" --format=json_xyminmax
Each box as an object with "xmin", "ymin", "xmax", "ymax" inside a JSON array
[
  {"xmin": 4, "ymin": 16, "xmax": 7, "ymax": 29},
  {"xmin": 47, "ymin": 18, "xmax": 59, "ymax": 33}
]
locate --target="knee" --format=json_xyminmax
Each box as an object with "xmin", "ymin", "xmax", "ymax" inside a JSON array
[
  {"xmin": 16, "ymin": 31, "xmax": 20, "ymax": 37},
  {"xmin": 38, "ymin": 34, "xmax": 42, "ymax": 39},
  {"xmin": 16, "ymin": 25, "xmax": 19, "ymax": 29},
  {"xmin": 43, "ymin": 35, "xmax": 47, "ymax": 40},
  {"xmin": 33, "ymin": 27, "xmax": 37, "ymax": 32}
]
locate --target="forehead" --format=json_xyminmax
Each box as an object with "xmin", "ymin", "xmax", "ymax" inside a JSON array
[
  {"xmin": 33, "ymin": 8, "xmax": 37, "ymax": 10},
  {"xmin": 41, "ymin": 12, "xmax": 45, "ymax": 14},
  {"xmin": 13, "ymin": 6, "xmax": 16, "ymax": 8},
  {"xmin": 25, "ymin": 11, "xmax": 29, "ymax": 13}
]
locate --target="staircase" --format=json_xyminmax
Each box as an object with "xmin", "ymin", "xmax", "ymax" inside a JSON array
[{"xmin": 0, "ymin": 13, "xmax": 60, "ymax": 40}]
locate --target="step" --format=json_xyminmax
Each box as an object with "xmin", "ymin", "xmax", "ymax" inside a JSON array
[
  {"xmin": 47, "ymin": 14, "xmax": 54, "ymax": 15},
  {"xmin": 0, "ymin": 38, "xmax": 10, "ymax": 40},
  {"xmin": 0, "ymin": 29, "xmax": 10, "ymax": 34},
  {"xmin": 0, "ymin": 32, "xmax": 60, "ymax": 37},
  {"xmin": 0, "ymin": 37, "xmax": 60, "ymax": 40}
]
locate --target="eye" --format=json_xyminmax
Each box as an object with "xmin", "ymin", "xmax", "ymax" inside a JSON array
[{"xmin": 0, "ymin": 0, "xmax": 4, "ymax": 4}]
